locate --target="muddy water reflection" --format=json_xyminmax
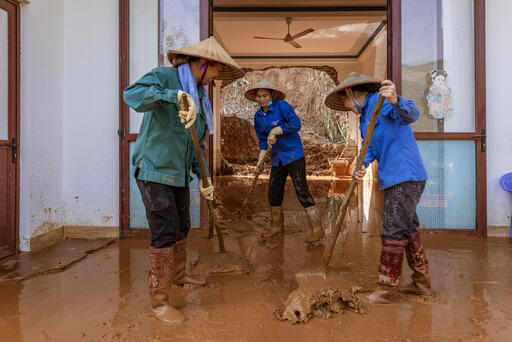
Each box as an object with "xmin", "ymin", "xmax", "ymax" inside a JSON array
[{"xmin": 0, "ymin": 177, "xmax": 512, "ymax": 341}]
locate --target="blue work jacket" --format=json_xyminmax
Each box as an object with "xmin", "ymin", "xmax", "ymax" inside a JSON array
[
  {"xmin": 360, "ymin": 92, "xmax": 428, "ymax": 190},
  {"xmin": 253, "ymin": 100, "xmax": 305, "ymax": 167}
]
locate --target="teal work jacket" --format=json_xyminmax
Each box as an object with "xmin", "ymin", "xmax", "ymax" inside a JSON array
[{"xmin": 123, "ymin": 67, "xmax": 208, "ymax": 187}]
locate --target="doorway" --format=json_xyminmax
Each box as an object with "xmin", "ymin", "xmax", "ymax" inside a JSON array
[
  {"xmin": 211, "ymin": 4, "xmax": 388, "ymax": 233},
  {"xmin": 0, "ymin": 0, "xmax": 19, "ymax": 258}
]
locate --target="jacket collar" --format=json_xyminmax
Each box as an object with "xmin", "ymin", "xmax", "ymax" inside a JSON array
[{"xmin": 256, "ymin": 101, "xmax": 275, "ymax": 117}]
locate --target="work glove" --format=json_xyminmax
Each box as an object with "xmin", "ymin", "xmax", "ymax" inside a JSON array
[
  {"xmin": 257, "ymin": 149, "xmax": 267, "ymax": 168},
  {"xmin": 267, "ymin": 126, "xmax": 283, "ymax": 147},
  {"xmin": 177, "ymin": 90, "xmax": 198, "ymax": 129},
  {"xmin": 198, "ymin": 177, "xmax": 214, "ymax": 201}
]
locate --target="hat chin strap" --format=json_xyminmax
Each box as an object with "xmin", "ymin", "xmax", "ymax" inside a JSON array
[{"xmin": 199, "ymin": 60, "xmax": 217, "ymax": 85}]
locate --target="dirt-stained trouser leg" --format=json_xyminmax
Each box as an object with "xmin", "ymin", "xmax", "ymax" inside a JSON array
[
  {"xmin": 262, "ymin": 161, "xmax": 288, "ymax": 240},
  {"xmin": 287, "ymin": 157, "xmax": 323, "ymax": 242}
]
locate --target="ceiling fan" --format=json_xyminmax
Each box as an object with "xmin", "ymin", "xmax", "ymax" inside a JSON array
[{"xmin": 253, "ymin": 17, "xmax": 314, "ymax": 48}]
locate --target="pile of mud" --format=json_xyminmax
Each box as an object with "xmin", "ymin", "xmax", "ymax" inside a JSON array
[
  {"xmin": 276, "ymin": 285, "xmax": 363, "ymax": 324},
  {"xmin": 220, "ymin": 114, "xmax": 260, "ymax": 165},
  {"xmin": 220, "ymin": 115, "xmax": 355, "ymax": 176}
]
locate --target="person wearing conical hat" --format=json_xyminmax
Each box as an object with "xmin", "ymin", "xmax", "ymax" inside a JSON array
[
  {"xmin": 325, "ymin": 73, "xmax": 431, "ymax": 303},
  {"xmin": 123, "ymin": 37, "xmax": 244, "ymax": 324},
  {"xmin": 244, "ymin": 79, "xmax": 324, "ymax": 243}
]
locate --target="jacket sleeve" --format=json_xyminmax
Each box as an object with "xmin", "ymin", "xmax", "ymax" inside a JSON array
[
  {"xmin": 191, "ymin": 133, "xmax": 210, "ymax": 180},
  {"xmin": 279, "ymin": 101, "xmax": 301, "ymax": 134},
  {"xmin": 381, "ymin": 95, "xmax": 420, "ymax": 125},
  {"xmin": 254, "ymin": 116, "xmax": 269, "ymax": 150},
  {"xmin": 363, "ymin": 145, "xmax": 376, "ymax": 167},
  {"xmin": 123, "ymin": 68, "xmax": 179, "ymax": 113}
]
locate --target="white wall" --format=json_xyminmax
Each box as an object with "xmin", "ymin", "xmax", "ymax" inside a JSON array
[
  {"xmin": 486, "ymin": 0, "xmax": 512, "ymax": 228},
  {"xmin": 62, "ymin": 0, "xmax": 119, "ymax": 227},
  {"xmin": 20, "ymin": 0, "xmax": 65, "ymax": 251},
  {"xmin": 20, "ymin": 0, "xmax": 119, "ymax": 250}
]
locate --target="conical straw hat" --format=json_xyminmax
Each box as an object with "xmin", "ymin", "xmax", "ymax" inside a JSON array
[
  {"xmin": 167, "ymin": 36, "xmax": 244, "ymax": 81},
  {"xmin": 244, "ymin": 79, "xmax": 286, "ymax": 102},
  {"xmin": 324, "ymin": 72, "xmax": 382, "ymax": 111}
]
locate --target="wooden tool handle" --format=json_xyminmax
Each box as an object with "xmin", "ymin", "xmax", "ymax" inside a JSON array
[
  {"xmin": 239, "ymin": 147, "xmax": 271, "ymax": 218},
  {"xmin": 181, "ymin": 93, "xmax": 225, "ymax": 252},
  {"xmin": 322, "ymin": 95, "xmax": 385, "ymax": 269}
]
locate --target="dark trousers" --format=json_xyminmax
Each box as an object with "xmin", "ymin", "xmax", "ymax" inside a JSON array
[
  {"xmin": 268, "ymin": 157, "xmax": 315, "ymax": 208},
  {"xmin": 381, "ymin": 181, "xmax": 426, "ymax": 241},
  {"xmin": 136, "ymin": 179, "xmax": 190, "ymax": 248}
]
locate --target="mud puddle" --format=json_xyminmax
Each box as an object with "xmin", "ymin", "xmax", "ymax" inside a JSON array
[{"xmin": 0, "ymin": 178, "xmax": 512, "ymax": 341}]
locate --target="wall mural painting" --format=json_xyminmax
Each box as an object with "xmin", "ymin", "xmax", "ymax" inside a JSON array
[{"xmin": 427, "ymin": 70, "xmax": 453, "ymax": 119}]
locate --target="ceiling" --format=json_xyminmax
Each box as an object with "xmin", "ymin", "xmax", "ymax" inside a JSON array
[
  {"xmin": 213, "ymin": 0, "xmax": 386, "ymax": 7},
  {"xmin": 214, "ymin": 11, "xmax": 386, "ymax": 58}
]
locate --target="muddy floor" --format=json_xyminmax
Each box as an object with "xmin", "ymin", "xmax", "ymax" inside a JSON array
[{"xmin": 1, "ymin": 178, "xmax": 512, "ymax": 341}]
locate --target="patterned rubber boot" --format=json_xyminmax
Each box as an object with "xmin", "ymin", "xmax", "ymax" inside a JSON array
[
  {"xmin": 366, "ymin": 238, "xmax": 408, "ymax": 304},
  {"xmin": 261, "ymin": 206, "xmax": 284, "ymax": 240},
  {"xmin": 172, "ymin": 238, "xmax": 206, "ymax": 286},
  {"xmin": 401, "ymin": 231, "xmax": 433, "ymax": 296},
  {"xmin": 148, "ymin": 246, "xmax": 185, "ymax": 323},
  {"xmin": 305, "ymin": 205, "xmax": 325, "ymax": 243}
]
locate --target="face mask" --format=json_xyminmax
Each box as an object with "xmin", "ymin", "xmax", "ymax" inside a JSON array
[
  {"xmin": 267, "ymin": 100, "xmax": 273, "ymax": 107},
  {"xmin": 352, "ymin": 99, "xmax": 362, "ymax": 114},
  {"xmin": 346, "ymin": 88, "xmax": 361, "ymax": 114}
]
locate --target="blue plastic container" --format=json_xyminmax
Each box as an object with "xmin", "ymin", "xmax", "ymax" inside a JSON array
[{"xmin": 500, "ymin": 172, "xmax": 512, "ymax": 236}]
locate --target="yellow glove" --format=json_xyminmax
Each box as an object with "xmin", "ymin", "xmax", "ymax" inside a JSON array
[
  {"xmin": 198, "ymin": 177, "xmax": 214, "ymax": 201},
  {"xmin": 177, "ymin": 90, "xmax": 198, "ymax": 129},
  {"xmin": 257, "ymin": 150, "xmax": 267, "ymax": 168},
  {"xmin": 267, "ymin": 126, "xmax": 283, "ymax": 146}
]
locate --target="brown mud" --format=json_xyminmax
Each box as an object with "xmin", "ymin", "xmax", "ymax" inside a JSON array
[
  {"xmin": 1, "ymin": 178, "xmax": 512, "ymax": 341},
  {"xmin": 220, "ymin": 115, "xmax": 354, "ymax": 177},
  {"xmin": 276, "ymin": 268, "xmax": 364, "ymax": 324},
  {"xmin": 0, "ymin": 238, "xmax": 115, "ymax": 282}
]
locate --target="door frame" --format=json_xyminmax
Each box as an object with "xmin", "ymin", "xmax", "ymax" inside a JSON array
[
  {"xmin": 118, "ymin": 0, "xmax": 212, "ymax": 237},
  {"xmin": 389, "ymin": 0, "xmax": 487, "ymax": 236},
  {"xmin": 0, "ymin": 0, "xmax": 20, "ymax": 257}
]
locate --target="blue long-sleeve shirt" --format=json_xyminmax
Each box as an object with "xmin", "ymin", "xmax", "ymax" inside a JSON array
[
  {"xmin": 360, "ymin": 92, "xmax": 428, "ymax": 190},
  {"xmin": 253, "ymin": 100, "xmax": 305, "ymax": 166}
]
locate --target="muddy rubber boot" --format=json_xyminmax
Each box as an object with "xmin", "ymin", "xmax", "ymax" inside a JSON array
[
  {"xmin": 365, "ymin": 238, "xmax": 408, "ymax": 304},
  {"xmin": 401, "ymin": 231, "xmax": 433, "ymax": 296},
  {"xmin": 305, "ymin": 205, "xmax": 325, "ymax": 243},
  {"xmin": 173, "ymin": 239, "xmax": 206, "ymax": 286},
  {"xmin": 261, "ymin": 206, "xmax": 284, "ymax": 240},
  {"xmin": 148, "ymin": 246, "xmax": 185, "ymax": 323}
]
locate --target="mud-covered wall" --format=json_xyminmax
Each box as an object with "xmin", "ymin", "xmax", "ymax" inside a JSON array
[
  {"xmin": 220, "ymin": 68, "xmax": 345, "ymax": 139},
  {"xmin": 219, "ymin": 68, "xmax": 353, "ymax": 176},
  {"xmin": 220, "ymin": 115, "xmax": 351, "ymax": 176}
]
